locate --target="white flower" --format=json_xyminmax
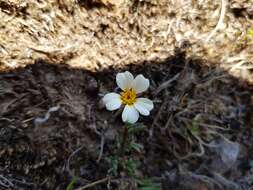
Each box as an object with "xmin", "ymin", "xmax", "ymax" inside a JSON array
[{"xmin": 102, "ymin": 71, "xmax": 154, "ymax": 124}]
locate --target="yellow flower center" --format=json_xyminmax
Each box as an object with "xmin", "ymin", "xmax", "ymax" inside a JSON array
[{"xmin": 120, "ymin": 88, "xmax": 137, "ymax": 105}]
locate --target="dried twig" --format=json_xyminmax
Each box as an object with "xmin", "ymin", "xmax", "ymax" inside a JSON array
[
  {"xmin": 96, "ymin": 135, "xmax": 105, "ymax": 163},
  {"xmin": 66, "ymin": 145, "xmax": 86, "ymax": 176},
  {"xmin": 0, "ymin": 175, "xmax": 14, "ymax": 189},
  {"xmin": 153, "ymin": 73, "xmax": 180, "ymax": 96},
  {"xmin": 185, "ymin": 171, "xmax": 223, "ymax": 189},
  {"xmin": 212, "ymin": 173, "xmax": 241, "ymax": 190},
  {"xmin": 205, "ymin": 0, "xmax": 227, "ymax": 42},
  {"xmin": 149, "ymin": 100, "xmax": 168, "ymax": 138},
  {"xmin": 75, "ymin": 176, "xmax": 111, "ymax": 190}
]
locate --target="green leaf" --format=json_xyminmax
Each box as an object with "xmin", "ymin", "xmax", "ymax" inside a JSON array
[
  {"xmin": 124, "ymin": 158, "xmax": 139, "ymax": 177},
  {"xmin": 130, "ymin": 142, "xmax": 144, "ymax": 153},
  {"xmin": 66, "ymin": 176, "xmax": 77, "ymax": 190},
  {"xmin": 106, "ymin": 156, "xmax": 119, "ymax": 176},
  {"xmin": 138, "ymin": 178, "xmax": 161, "ymax": 190},
  {"xmin": 190, "ymin": 125, "xmax": 200, "ymax": 135},
  {"xmin": 127, "ymin": 124, "xmax": 146, "ymax": 135},
  {"xmin": 247, "ymin": 29, "xmax": 253, "ymax": 37},
  {"xmin": 189, "ymin": 114, "xmax": 202, "ymax": 135}
]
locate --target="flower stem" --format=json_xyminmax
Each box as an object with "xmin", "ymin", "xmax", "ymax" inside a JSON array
[{"xmin": 120, "ymin": 125, "xmax": 129, "ymax": 156}]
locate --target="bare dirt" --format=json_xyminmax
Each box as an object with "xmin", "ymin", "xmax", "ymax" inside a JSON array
[{"xmin": 0, "ymin": 53, "xmax": 252, "ymax": 190}]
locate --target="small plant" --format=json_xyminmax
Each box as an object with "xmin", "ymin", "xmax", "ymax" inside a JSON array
[
  {"xmin": 105, "ymin": 123, "xmax": 144, "ymax": 177},
  {"xmin": 103, "ymin": 71, "xmax": 153, "ymax": 159},
  {"xmin": 102, "ymin": 71, "xmax": 160, "ymax": 189}
]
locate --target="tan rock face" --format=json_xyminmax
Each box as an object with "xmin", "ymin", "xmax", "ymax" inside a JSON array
[
  {"xmin": 0, "ymin": 0, "xmax": 252, "ymax": 83},
  {"xmin": 100, "ymin": 0, "xmax": 125, "ymax": 6}
]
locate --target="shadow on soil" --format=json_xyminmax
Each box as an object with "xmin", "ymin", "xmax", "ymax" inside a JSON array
[{"xmin": 0, "ymin": 52, "xmax": 252, "ymax": 190}]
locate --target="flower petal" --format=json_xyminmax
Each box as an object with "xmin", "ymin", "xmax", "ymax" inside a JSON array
[
  {"xmin": 134, "ymin": 98, "xmax": 154, "ymax": 116},
  {"xmin": 102, "ymin": 93, "xmax": 122, "ymax": 111},
  {"xmin": 132, "ymin": 74, "xmax": 150, "ymax": 94},
  {"xmin": 102, "ymin": 93, "xmax": 120, "ymax": 104},
  {"xmin": 122, "ymin": 105, "xmax": 139, "ymax": 124},
  {"xmin": 116, "ymin": 71, "xmax": 134, "ymax": 90}
]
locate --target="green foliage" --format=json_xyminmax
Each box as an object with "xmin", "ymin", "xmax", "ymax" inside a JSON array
[
  {"xmin": 106, "ymin": 156, "xmax": 119, "ymax": 176},
  {"xmin": 137, "ymin": 178, "xmax": 162, "ymax": 190},
  {"xmin": 123, "ymin": 158, "xmax": 140, "ymax": 177},
  {"xmin": 66, "ymin": 176, "xmax": 77, "ymax": 190},
  {"xmin": 106, "ymin": 156, "xmax": 139, "ymax": 177},
  {"xmin": 126, "ymin": 123, "xmax": 145, "ymax": 153},
  {"xmin": 129, "ymin": 142, "xmax": 144, "ymax": 153},
  {"xmin": 246, "ymin": 28, "xmax": 253, "ymax": 38},
  {"xmin": 127, "ymin": 123, "xmax": 146, "ymax": 135},
  {"xmin": 189, "ymin": 114, "xmax": 202, "ymax": 136},
  {"xmin": 106, "ymin": 123, "xmax": 158, "ymax": 189},
  {"xmin": 106, "ymin": 123, "xmax": 145, "ymax": 177}
]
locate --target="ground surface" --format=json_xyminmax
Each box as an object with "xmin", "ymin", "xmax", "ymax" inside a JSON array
[
  {"xmin": 0, "ymin": 54, "xmax": 252, "ymax": 190},
  {"xmin": 0, "ymin": 1, "xmax": 253, "ymax": 189}
]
